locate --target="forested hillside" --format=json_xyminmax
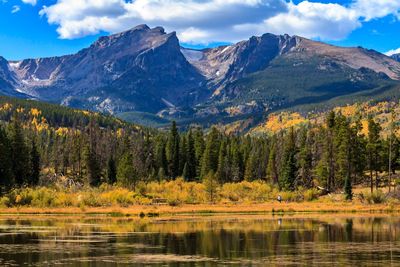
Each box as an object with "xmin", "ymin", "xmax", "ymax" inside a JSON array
[{"xmin": 0, "ymin": 97, "xmax": 399, "ymax": 205}]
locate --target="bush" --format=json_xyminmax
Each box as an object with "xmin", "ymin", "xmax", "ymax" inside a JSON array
[
  {"xmin": 303, "ymin": 189, "xmax": 319, "ymax": 201},
  {"xmin": 220, "ymin": 181, "xmax": 274, "ymax": 203},
  {"xmin": 365, "ymin": 190, "xmax": 386, "ymax": 204},
  {"xmin": 279, "ymin": 191, "xmax": 300, "ymax": 202},
  {"xmin": 0, "ymin": 196, "xmax": 10, "ymax": 207},
  {"xmin": 80, "ymin": 191, "xmax": 103, "ymax": 207}
]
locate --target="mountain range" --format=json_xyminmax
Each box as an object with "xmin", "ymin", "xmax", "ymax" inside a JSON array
[{"xmin": 1, "ymin": 24, "xmax": 400, "ymax": 128}]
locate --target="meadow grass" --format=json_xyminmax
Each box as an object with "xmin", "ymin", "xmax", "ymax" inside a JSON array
[{"xmin": 0, "ymin": 179, "xmax": 399, "ymax": 215}]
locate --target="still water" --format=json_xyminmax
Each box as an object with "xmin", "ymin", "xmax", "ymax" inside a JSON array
[{"xmin": 0, "ymin": 214, "xmax": 399, "ymax": 266}]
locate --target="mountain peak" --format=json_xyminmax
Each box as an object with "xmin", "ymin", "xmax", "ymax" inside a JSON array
[{"xmin": 130, "ymin": 24, "xmax": 151, "ymax": 31}]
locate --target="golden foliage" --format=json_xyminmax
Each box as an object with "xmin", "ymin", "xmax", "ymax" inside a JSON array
[
  {"xmin": 0, "ymin": 102, "xmax": 12, "ymax": 112},
  {"xmin": 30, "ymin": 108, "xmax": 41, "ymax": 117},
  {"xmin": 253, "ymin": 112, "xmax": 307, "ymax": 133}
]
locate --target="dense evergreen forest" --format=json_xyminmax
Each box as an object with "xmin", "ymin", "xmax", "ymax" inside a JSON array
[{"xmin": 0, "ymin": 96, "xmax": 399, "ymax": 200}]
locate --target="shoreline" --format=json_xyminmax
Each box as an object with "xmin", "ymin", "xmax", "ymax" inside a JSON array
[{"xmin": 1, "ymin": 202, "xmax": 399, "ymax": 216}]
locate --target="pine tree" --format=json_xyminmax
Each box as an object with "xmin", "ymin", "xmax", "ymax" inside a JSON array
[
  {"xmin": 335, "ymin": 114, "xmax": 351, "ymax": 187},
  {"xmin": 367, "ymin": 117, "xmax": 382, "ymax": 193},
  {"xmin": 203, "ymin": 171, "xmax": 218, "ymax": 203},
  {"xmin": 344, "ymin": 172, "xmax": 352, "ymax": 200},
  {"xmin": 193, "ymin": 128, "xmax": 205, "ymax": 178},
  {"xmin": 200, "ymin": 127, "xmax": 220, "ymax": 179},
  {"xmin": 157, "ymin": 167, "xmax": 166, "ymax": 181},
  {"xmin": 29, "ymin": 139, "xmax": 40, "ymax": 186},
  {"xmin": 244, "ymin": 152, "xmax": 257, "ymax": 181},
  {"xmin": 166, "ymin": 121, "xmax": 180, "ymax": 178},
  {"xmin": 9, "ymin": 114, "xmax": 29, "ymax": 186},
  {"xmin": 107, "ymin": 157, "xmax": 117, "ymax": 184},
  {"xmin": 326, "ymin": 111, "xmax": 336, "ymax": 191},
  {"xmin": 182, "ymin": 162, "xmax": 189, "ymax": 181},
  {"xmin": 266, "ymin": 139, "xmax": 279, "ymax": 185},
  {"xmin": 216, "ymin": 141, "xmax": 228, "ymax": 184},
  {"xmin": 155, "ymin": 138, "xmax": 168, "ymax": 177},
  {"xmin": 280, "ymin": 128, "xmax": 298, "ymax": 191},
  {"xmin": 298, "ymin": 130, "xmax": 313, "ymax": 188},
  {"xmin": 83, "ymin": 145, "xmax": 101, "ymax": 186},
  {"xmin": 179, "ymin": 135, "xmax": 187, "ymax": 176},
  {"xmin": 0, "ymin": 127, "xmax": 13, "ymax": 193},
  {"xmin": 185, "ymin": 130, "xmax": 197, "ymax": 181},
  {"xmin": 231, "ymin": 140, "xmax": 244, "ymax": 182},
  {"xmin": 117, "ymin": 152, "xmax": 137, "ymax": 188}
]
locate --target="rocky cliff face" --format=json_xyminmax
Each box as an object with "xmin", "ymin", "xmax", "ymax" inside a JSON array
[
  {"xmin": 0, "ymin": 57, "xmax": 23, "ymax": 96},
  {"xmin": 1, "ymin": 24, "xmax": 400, "ymax": 123},
  {"xmin": 8, "ymin": 25, "xmax": 206, "ymax": 113}
]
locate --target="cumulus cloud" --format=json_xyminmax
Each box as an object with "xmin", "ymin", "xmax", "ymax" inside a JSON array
[
  {"xmin": 386, "ymin": 48, "xmax": 400, "ymax": 56},
  {"xmin": 247, "ymin": 1, "xmax": 360, "ymax": 40},
  {"xmin": 352, "ymin": 0, "xmax": 400, "ymax": 21},
  {"xmin": 11, "ymin": 5, "xmax": 20, "ymax": 13},
  {"xmin": 38, "ymin": 0, "xmax": 400, "ymax": 44}
]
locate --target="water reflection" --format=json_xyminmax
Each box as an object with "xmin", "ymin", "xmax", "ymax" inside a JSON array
[{"xmin": 0, "ymin": 215, "xmax": 399, "ymax": 266}]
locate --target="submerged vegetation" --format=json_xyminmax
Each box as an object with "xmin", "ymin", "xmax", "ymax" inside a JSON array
[{"xmin": 1, "ymin": 97, "xmax": 400, "ymax": 211}]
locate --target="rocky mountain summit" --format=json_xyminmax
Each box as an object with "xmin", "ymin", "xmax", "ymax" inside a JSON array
[{"xmin": 1, "ymin": 24, "xmax": 400, "ymax": 126}]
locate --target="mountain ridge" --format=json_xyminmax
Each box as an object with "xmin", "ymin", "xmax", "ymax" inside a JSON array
[{"xmin": 1, "ymin": 24, "xmax": 400, "ymax": 127}]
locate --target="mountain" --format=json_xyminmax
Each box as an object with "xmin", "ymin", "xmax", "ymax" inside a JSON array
[
  {"xmin": 392, "ymin": 53, "xmax": 400, "ymax": 62},
  {"xmin": 9, "ymin": 25, "xmax": 207, "ymax": 114},
  {"xmin": 1, "ymin": 25, "xmax": 400, "ymax": 128}
]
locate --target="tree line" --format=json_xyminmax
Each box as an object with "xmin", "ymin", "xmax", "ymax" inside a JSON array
[{"xmin": 0, "ymin": 107, "xmax": 399, "ymax": 200}]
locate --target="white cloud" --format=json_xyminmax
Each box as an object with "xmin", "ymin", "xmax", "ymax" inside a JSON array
[
  {"xmin": 21, "ymin": 0, "xmax": 37, "ymax": 5},
  {"xmin": 352, "ymin": 0, "xmax": 400, "ymax": 21},
  {"xmin": 386, "ymin": 48, "xmax": 400, "ymax": 56},
  {"xmin": 252, "ymin": 1, "xmax": 360, "ymax": 40},
  {"xmin": 38, "ymin": 0, "xmax": 400, "ymax": 44},
  {"xmin": 11, "ymin": 5, "xmax": 20, "ymax": 13}
]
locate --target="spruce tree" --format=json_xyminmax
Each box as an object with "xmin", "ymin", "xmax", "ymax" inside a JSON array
[
  {"xmin": 185, "ymin": 130, "xmax": 197, "ymax": 181},
  {"xmin": 298, "ymin": 130, "xmax": 313, "ymax": 187},
  {"xmin": 83, "ymin": 145, "xmax": 101, "ymax": 186},
  {"xmin": 367, "ymin": 117, "xmax": 382, "ymax": 192},
  {"xmin": 155, "ymin": 138, "xmax": 168, "ymax": 178},
  {"xmin": 244, "ymin": 152, "xmax": 257, "ymax": 181},
  {"xmin": 326, "ymin": 111, "xmax": 336, "ymax": 191},
  {"xmin": 231, "ymin": 140, "xmax": 244, "ymax": 182},
  {"xmin": 166, "ymin": 121, "xmax": 180, "ymax": 178},
  {"xmin": 117, "ymin": 152, "xmax": 137, "ymax": 188},
  {"xmin": 200, "ymin": 127, "xmax": 220, "ymax": 179},
  {"xmin": 9, "ymin": 114, "xmax": 29, "ymax": 186},
  {"xmin": 216, "ymin": 141, "xmax": 228, "ymax": 184},
  {"xmin": 280, "ymin": 128, "xmax": 298, "ymax": 191},
  {"xmin": 107, "ymin": 157, "xmax": 117, "ymax": 184},
  {"xmin": 0, "ymin": 127, "xmax": 13, "ymax": 193},
  {"xmin": 29, "ymin": 139, "xmax": 40, "ymax": 186},
  {"xmin": 266, "ymin": 139, "xmax": 279, "ymax": 185},
  {"xmin": 203, "ymin": 171, "xmax": 218, "ymax": 203},
  {"xmin": 182, "ymin": 163, "xmax": 189, "ymax": 181},
  {"xmin": 179, "ymin": 135, "xmax": 187, "ymax": 176},
  {"xmin": 193, "ymin": 128, "xmax": 205, "ymax": 178},
  {"xmin": 344, "ymin": 172, "xmax": 352, "ymax": 200}
]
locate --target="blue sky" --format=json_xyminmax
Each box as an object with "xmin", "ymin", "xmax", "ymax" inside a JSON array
[{"xmin": 1, "ymin": 0, "xmax": 400, "ymax": 60}]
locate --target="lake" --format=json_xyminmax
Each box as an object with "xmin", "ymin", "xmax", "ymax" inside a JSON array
[{"xmin": 0, "ymin": 214, "xmax": 399, "ymax": 266}]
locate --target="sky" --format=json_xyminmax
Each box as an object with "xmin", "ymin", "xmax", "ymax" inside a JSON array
[{"xmin": 1, "ymin": 0, "xmax": 400, "ymax": 60}]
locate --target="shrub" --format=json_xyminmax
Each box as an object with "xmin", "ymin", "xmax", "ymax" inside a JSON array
[
  {"xmin": 80, "ymin": 191, "xmax": 103, "ymax": 207},
  {"xmin": 220, "ymin": 181, "xmax": 274, "ymax": 203},
  {"xmin": 53, "ymin": 192, "xmax": 76, "ymax": 207},
  {"xmin": 30, "ymin": 188, "xmax": 57, "ymax": 207},
  {"xmin": 0, "ymin": 196, "xmax": 10, "ymax": 207},
  {"xmin": 303, "ymin": 189, "xmax": 319, "ymax": 201},
  {"xmin": 365, "ymin": 190, "xmax": 386, "ymax": 204}
]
